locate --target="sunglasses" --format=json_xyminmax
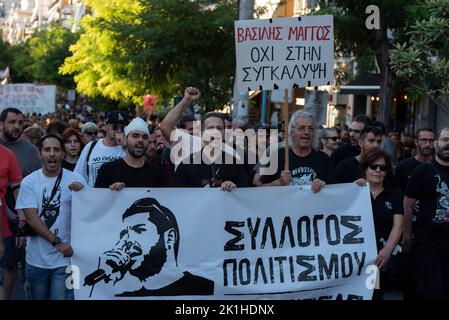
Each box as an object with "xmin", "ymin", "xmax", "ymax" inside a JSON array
[
  {"xmin": 85, "ymin": 131, "xmax": 98, "ymax": 136},
  {"xmin": 325, "ymin": 136, "xmax": 340, "ymax": 141},
  {"xmin": 368, "ymin": 164, "xmax": 387, "ymax": 171}
]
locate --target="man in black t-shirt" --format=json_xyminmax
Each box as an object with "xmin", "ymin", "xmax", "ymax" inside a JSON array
[
  {"xmin": 95, "ymin": 117, "xmax": 165, "ymax": 189},
  {"xmin": 253, "ymin": 110, "xmax": 332, "ymax": 192},
  {"xmin": 331, "ymin": 115, "xmax": 371, "ymax": 166},
  {"xmin": 404, "ymin": 127, "xmax": 449, "ymax": 299},
  {"xmin": 395, "ymin": 128, "xmax": 436, "ymax": 193},
  {"xmin": 335, "ymin": 126, "xmax": 382, "ymax": 183},
  {"xmin": 170, "ymin": 112, "xmax": 247, "ymax": 188},
  {"xmin": 160, "ymin": 87, "xmax": 246, "ymax": 190},
  {"xmin": 394, "ymin": 128, "xmax": 435, "ymax": 300}
]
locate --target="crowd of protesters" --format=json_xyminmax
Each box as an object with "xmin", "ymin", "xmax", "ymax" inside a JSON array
[{"xmin": 0, "ymin": 86, "xmax": 449, "ymax": 300}]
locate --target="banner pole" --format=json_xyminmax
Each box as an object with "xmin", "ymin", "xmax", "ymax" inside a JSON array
[{"xmin": 283, "ymin": 88, "xmax": 289, "ymax": 171}]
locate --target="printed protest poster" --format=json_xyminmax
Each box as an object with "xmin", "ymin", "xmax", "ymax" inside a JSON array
[
  {"xmin": 0, "ymin": 84, "xmax": 56, "ymax": 114},
  {"xmin": 71, "ymin": 184, "xmax": 377, "ymax": 300},
  {"xmin": 235, "ymin": 15, "xmax": 334, "ymax": 91}
]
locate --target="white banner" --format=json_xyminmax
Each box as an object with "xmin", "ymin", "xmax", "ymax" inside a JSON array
[
  {"xmin": 71, "ymin": 184, "xmax": 377, "ymax": 300},
  {"xmin": 0, "ymin": 84, "xmax": 56, "ymax": 114},
  {"xmin": 235, "ymin": 15, "xmax": 334, "ymax": 91}
]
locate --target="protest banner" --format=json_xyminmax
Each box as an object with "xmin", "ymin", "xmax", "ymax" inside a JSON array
[
  {"xmin": 71, "ymin": 184, "xmax": 377, "ymax": 300},
  {"xmin": 234, "ymin": 15, "xmax": 334, "ymax": 168},
  {"xmin": 234, "ymin": 15, "xmax": 334, "ymax": 92},
  {"xmin": 0, "ymin": 83, "xmax": 56, "ymax": 114}
]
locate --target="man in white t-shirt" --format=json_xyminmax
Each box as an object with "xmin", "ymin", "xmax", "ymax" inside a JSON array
[
  {"xmin": 16, "ymin": 134, "xmax": 86, "ymax": 300},
  {"xmin": 74, "ymin": 110, "xmax": 128, "ymax": 186}
]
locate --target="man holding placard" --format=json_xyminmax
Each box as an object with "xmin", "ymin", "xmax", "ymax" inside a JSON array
[{"xmin": 253, "ymin": 110, "xmax": 333, "ymax": 192}]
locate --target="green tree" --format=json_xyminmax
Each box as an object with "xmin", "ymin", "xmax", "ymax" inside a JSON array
[
  {"xmin": 2, "ymin": 25, "xmax": 79, "ymax": 85},
  {"xmin": 390, "ymin": 0, "xmax": 449, "ymax": 112},
  {"xmin": 0, "ymin": 35, "xmax": 11, "ymax": 70},
  {"xmin": 317, "ymin": 0, "xmax": 421, "ymax": 128},
  {"xmin": 6, "ymin": 42, "xmax": 33, "ymax": 83},
  {"xmin": 61, "ymin": 0, "xmax": 237, "ymax": 110},
  {"xmin": 26, "ymin": 24, "xmax": 80, "ymax": 88}
]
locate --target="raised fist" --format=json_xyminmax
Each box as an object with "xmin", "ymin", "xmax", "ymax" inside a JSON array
[{"xmin": 184, "ymin": 87, "xmax": 201, "ymax": 102}]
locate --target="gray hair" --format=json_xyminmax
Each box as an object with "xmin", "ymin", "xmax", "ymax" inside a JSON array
[
  {"xmin": 319, "ymin": 127, "xmax": 338, "ymax": 140},
  {"xmin": 438, "ymin": 127, "xmax": 449, "ymax": 138},
  {"xmin": 288, "ymin": 110, "xmax": 315, "ymax": 145}
]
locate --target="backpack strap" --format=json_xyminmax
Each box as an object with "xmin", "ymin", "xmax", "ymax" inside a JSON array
[{"xmin": 86, "ymin": 140, "xmax": 99, "ymax": 177}]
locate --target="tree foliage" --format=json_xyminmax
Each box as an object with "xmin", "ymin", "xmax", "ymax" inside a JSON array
[
  {"xmin": 26, "ymin": 24, "xmax": 80, "ymax": 88},
  {"xmin": 1, "ymin": 25, "xmax": 78, "ymax": 87},
  {"xmin": 0, "ymin": 35, "xmax": 11, "ymax": 70},
  {"xmin": 390, "ymin": 0, "xmax": 449, "ymax": 107},
  {"xmin": 316, "ymin": 0, "xmax": 421, "ymax": 126},
  {"xmin": 61, "ymin": 0, "xmax": 237, "ymax": 110},
  {"xmin": 7, "ymin": 42, "xmax": 34, "ymax": 83}
]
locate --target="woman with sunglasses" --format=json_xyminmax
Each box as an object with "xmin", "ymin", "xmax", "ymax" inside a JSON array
[
  {"xmin": 356, "ymin": 150, "xmax": 403, "ymax": 300},
  {"xmin": 61, "ymin": 128, "xmax": 84, "ymax": 171}
]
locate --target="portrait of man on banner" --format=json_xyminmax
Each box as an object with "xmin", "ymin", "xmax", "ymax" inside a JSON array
[{"xmin": 83, "ymin": 197, "xmax": 214, "ymax": 297}]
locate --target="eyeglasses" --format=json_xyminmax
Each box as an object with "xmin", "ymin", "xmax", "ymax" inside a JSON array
[
  {"xmin": 325, "ymin": 136, "xmax": 340, "ymax": 142},
  {"xmin": 295, "ymin": 125, "xmax": 314, "ymax": 132},
  {"xmin": 418, "ymin": 138, "xmax": 435, "ymax": 144},
  {"xmin": 349, "ymin": 129, "xmax": 361, "ymax": 134},
  {"xmin": 368, "ymin": 164, "xmax": 387, "ymax": 171},
  {"xmin": 111, "ymin": 124, "xmax": 125, "ymax": 131},
  {"xmin": 437, "ymin": 137, "xmax": 449, "ymax": 143}
]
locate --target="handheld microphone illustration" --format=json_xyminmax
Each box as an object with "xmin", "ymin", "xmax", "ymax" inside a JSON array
[{"xmin": 84, "ymin": 248, "xmax": 131, "ymax": 297}]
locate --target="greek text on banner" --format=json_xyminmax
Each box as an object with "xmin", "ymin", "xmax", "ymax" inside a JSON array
[
  {"xmin": 71, "ymin": 184, "xmax": 377, "ymax": 300},
  {"xmin": 234, "ymin": 15, "xmax": 334, "ymax": 91}
]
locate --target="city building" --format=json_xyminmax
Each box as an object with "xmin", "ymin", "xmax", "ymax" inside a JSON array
[{"xmin": 0, "ymin": 0, "xmax": 85, "ymax": 44}]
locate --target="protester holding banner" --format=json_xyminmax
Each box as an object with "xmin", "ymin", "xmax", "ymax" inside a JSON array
[
  {"xmin": 357, "ymin": 150, "xmax": 403, "ymax": 300},
  {"xmin": 15, "ymin": 133, "xmax": 86, "ymax": 300},
  {"xmin": 61, "ymin": 128, "xmax": 84, "ymax": 172},
  {"xmin": 160, "ymin": 87, "xmax": 246, "ymax": 190},
  {"xmin": 0, "ymin": 107, "xmax": 42, "ymax": 300},
  {"xmin": 254, "ymin": 110, "xmax": 332, "ymax": 192},
  {"xmin": 403, "ymin": 127, "xmax": 449, "ymax": 299},
  {"xmin": 95, "ymin": 117, "xmax": 165, "ymax": 189},
  {"xmin": 171, "ymin": 111, "xmax": 248, "ymax": 189},
  {"xmin": 74, "ymin": 110, "xmax": 128, "ymax": 187}
]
